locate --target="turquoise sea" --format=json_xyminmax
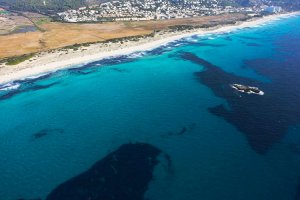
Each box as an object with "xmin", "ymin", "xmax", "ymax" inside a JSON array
[{"xmin": 0, "ymin": 14, "xmax": 300, "ymax": 200}]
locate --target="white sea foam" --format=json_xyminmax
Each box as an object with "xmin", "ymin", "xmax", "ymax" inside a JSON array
[
  {"xmin": 0, "ymin": 12, "xmax": 299, "ymax": 85},
  {"xmin": 185, "ymin": 37, "xmax": 198, "ymax": 42},
  {"xmin": 0, "ymin": 83, "xmax": 21, "ymax": 91},
  {"xmin": 25, "ymin": 73, "xmax": 49, "ymax": 80},
  {"xmin": 127, "ymin": 52, "xmax": 146, "ymax": 58}
]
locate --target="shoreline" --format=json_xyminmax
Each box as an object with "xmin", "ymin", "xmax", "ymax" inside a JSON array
[{"xmin": 0, "ymin": 12, "xmax": 299, "ymax": 85}]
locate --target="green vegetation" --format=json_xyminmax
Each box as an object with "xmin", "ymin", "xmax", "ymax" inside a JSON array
[
  {"xmin": 0, "ymin": 0, "xmax": 86, "ymax": 13},
  {"xmin": 168, "ymin": 25, "xmax": 194, "ymax": 31},
  {"xmin": 4, "ymin": 54, "xmax": 34, "ymax": 65},
  {"xmin": 56, "ymin": 32, "xmax": 155, "ymax": 52},
  {"xmin": 35, "ymin": 17, "xmax": 52, "ymax": 25},
  {"xmin": 61, "ymin": 43, "xmax": 89, "ymax": 51},
  {"xmin": 0, "ymin": 0, "xmax": 299, "ymax": 14},
  {"xmin": 0, "ymin": 10, "xmax": 10, "ymax": 15}
]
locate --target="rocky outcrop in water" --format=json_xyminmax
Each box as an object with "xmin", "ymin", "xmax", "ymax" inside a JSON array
[
  {"xmin": 179, "ymin": 51, "xmax": 300, "ymax": 154},
  {"xmin": 231, "ymin": 83, "xmax": 264, "ymax": 95}
]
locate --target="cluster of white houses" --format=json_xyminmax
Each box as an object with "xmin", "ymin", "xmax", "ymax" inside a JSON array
[{"xmin": 57, "ymin": 0, "xmax": 282, "ymax": 22}]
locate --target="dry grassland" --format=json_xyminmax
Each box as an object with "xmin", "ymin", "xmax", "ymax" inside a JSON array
[{"xmin": 0, "ymin": 13, "xmax": 247, "ymax": 59}]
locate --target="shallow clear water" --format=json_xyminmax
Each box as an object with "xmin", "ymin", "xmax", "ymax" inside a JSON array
[{"xmin": 0, "ymin": 15, "xmax": 300, "ymax": 200}]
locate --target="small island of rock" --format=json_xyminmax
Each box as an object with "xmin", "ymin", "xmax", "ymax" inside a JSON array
[{"xmin": 231, "ymin": 84, "xmax": 264, "ymax": 95}]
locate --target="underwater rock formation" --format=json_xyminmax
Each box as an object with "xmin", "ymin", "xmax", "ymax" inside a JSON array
[
  {"xmin": 296, "ymin": 177, "xmax": 300, "ymax": 200},
  {"xmin": 46, "ymin": 143, "xmax": 162, "ymax": 200},
  {"xmin": 31, "ymin": 128, "xmax": 64, "ymax": 141},
  {"xmin": 179, "ymin": 51, "xmax": 300, "ymax": 154}
]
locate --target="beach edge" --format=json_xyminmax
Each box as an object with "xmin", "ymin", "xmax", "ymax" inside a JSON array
[{"xmin": 0, "ymin": 11, "xmax": 299, "ymax": 85}]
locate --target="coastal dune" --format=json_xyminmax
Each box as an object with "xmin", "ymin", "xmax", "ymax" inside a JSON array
[
  {"xmin": 0, "ymin": 13, "xmax": 245, "ymax": 59},
  {"xmin": 0, "ymin": 12, "xmax": 299, "ymax": 85}
]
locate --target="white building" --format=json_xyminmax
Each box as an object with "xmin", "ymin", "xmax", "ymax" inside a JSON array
[{"xmin": 264, "ymin": 6, "xmax": 282, "ymax": 13}]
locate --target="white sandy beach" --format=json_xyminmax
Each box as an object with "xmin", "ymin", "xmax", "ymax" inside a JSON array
[{"xmin": 0, "ymin": 11, "xmax": 299, "ymax": 85}]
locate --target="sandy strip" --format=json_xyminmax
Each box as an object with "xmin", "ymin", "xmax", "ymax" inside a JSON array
[{"xmin": 0, "ymin": 12, "xmax": 299, "ymax": 85}]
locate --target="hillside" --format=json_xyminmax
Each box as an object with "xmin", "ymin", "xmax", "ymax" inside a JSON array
[
  {"xmin": 0, "ymin": 0, "xmax": 86, "ymax": 12},
  {"xmin": 0, "ymin": 0, "xmax": 299, "ymax": 18},
  {"xmin": 0, "ymin": 0, "xmax": 299, "ymax": 13}
]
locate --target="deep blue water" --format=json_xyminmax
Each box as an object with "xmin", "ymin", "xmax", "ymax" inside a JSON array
[{"xmin": 0, "ymin": 15, "xmax": 300, "ymax": 200}]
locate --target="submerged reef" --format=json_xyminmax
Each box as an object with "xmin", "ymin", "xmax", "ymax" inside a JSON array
[
  {"xmin": 0, "ymin": 82, "xmax": 59, "ymax": 101},
  {"xmin": 31, "ymin": 128, "xmax": 64, "ymax": 141},
  {"xmin": 46, "ymin": 143, "xmax": 162, "ymax": 200},
  {"xmin": 166, "ymin": 123, "xmax": 197, "ymax": 136},
  {"xmin": 289, "ymin": 143, "xmax": 300, "ymax": 156},
  {"xmin": 296, "ymin": 177, "xmax": 300, "ymax": 200},
  {"xmin": 178, "ymin": 52, "xmax": 300, "ymax": 154}
]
